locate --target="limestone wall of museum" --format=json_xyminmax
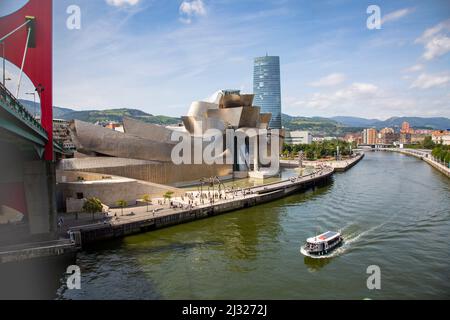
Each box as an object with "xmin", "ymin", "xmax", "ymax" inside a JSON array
[{"xmin": 72, "ymin": 163, "xmax": 233, "ymax": 186}]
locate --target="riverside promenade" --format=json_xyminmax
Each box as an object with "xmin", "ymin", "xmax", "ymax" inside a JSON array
[
  {"xmin": 68, "ymin": 166, "xmax": 336, "ymax": 248},
  {"xmin": 380, "ymin": 148, "xmax": 450, "ymax": 178}
]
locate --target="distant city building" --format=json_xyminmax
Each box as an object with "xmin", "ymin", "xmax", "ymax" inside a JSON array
[
  {"xmin": 378, "ymin": 127, "xmax": 397, "ymax": 145},
  {"xmin": 362, "ymin": 128, "xmax": 377, "ymax": 144},
  {"xmin": 253, "ymin": 55, "xmax": 282, "ymax": 129},
  {"xmin": 312, "ymin": 137, "xmax": 324, "ymax": 142},
  {"xmin": 380, "ymin": 127, "xmax": 394, "ymax": 135},
  {"xmin": 400, "ymin": 121, "xmax": 414, "ymax": 134},
  {"xmin": 400, "ymin": 133, "xmax": 412, "ymax": 144},
  {"xmin": 442, "ymin": 135, "xmax": 450, "ymax": 145},
  {"xmin": 344, "ymin": 133, "xmax": 362, "ymax": 145},
  {"xmin": 432, "ymin": 130, "xmax": 450, "ymax": 144},
  {"xmin": 401, "ymin": 121, "xmax": 410, "ymax": 133},
  {"xmin": 105, "ymin": 122, "xmax": 124, "ymax": 132},
  {"xmin": 414, "ymin": 129, "xmax": 433, "ymax": 135},
  {"xmin": 285, "ymin": 131, "xmax": 312, "ymax": 145},
  {"xmin": 410, "ymin": 134, "xmax": 427, "ymax": 144}
]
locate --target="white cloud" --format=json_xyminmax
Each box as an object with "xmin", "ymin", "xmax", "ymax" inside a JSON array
[
  {"xmin": 106, "ymin": 0, "xmax": 140, "ymax": 7},
  {"xmin": 295, "ymin": 82, "xmax": 381, "ymax": 109},
  {"xmin": 415, "ymin": 19, "xmax": 450, "ymax": 60},
  {"xmin": 179, "ymin": 0, "xmax": 206, "ymax": 21},
  {"xmin": 286, "ymin": 82, "xmax": 449, "ymax": 119},
  {"xmin": 335, "ymin": 82, "xmax": 379, "ymax": 98},
  {"xmin": 410, "ymin": 73, "xmax": 450, "ymax": 89},
  {"xmin": 422, "ymin": 36, "xmax": 450, "ymax": 60},
  {"xmin": 404, "ymin": 64, "xmax": 424, "ymax": 73},
  {"xmin": 309, "ymin": 73, "xmax": 346, "ymax": 87},
  {"xmin": 179, "ymin": 17, "xmax": 192, "ymax": 24},
  {"xmin": 382, "ymin": 8, "xmax": 414, "ymax": 24}
]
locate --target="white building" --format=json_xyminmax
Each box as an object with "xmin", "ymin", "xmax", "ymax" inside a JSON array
[
  {"xmin": 442, "ymin": 135, "xmax": 450, "ymax": 145},
  {"xmin": 285, "ymin": 131, "xmax": 312, "ymax": 145}
]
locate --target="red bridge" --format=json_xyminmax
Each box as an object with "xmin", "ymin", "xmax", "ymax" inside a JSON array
[{"xmin": 0, "ymin": 0, "xmax": 61, "ymax": 247}]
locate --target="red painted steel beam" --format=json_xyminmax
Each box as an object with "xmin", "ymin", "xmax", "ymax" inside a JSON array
[{"xmin": 0, "ymin": 0, "xmax": 53, "ymax": 160}]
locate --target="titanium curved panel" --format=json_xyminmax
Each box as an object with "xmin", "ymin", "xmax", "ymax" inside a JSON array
[
  {"xmin": 187, "ymin": 101, "xmax": 219, "ymax": 117},
  {"xmin": 182, "ymin": 116, "xmax": 225, "ymax": 135},
  {"xmin": 259, "ymin": 113, "xmax": 272, "ymax": 129},
  {"xmin": 69, "ymin": 120, "xmax": 174, "ymax": 162},
  {"xmin": 238, "ymin": 106, "xmax": 261, "ymax": 128},
  {"xmin": 206, "ymin": 108, "xmax": 243, "ymax": 128},
  {"xmin": 123, "ymin": 117, "xmax": 179, "ymax": 144}
]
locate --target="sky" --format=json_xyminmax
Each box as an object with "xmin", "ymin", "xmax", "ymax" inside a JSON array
[{"xmin": 1, "ymin": 0, "xmax": 450, "ymax": 119}]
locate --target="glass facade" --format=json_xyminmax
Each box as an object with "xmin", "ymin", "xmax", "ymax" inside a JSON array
[{"xmin": 253, "ymin": 56, "xmax": 282, "ymax": 129}]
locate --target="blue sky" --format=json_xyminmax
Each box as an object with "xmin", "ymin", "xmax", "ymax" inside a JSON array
[{"xmin": 1, "ymin": 0, "xmax": 450, "ymax": 119}]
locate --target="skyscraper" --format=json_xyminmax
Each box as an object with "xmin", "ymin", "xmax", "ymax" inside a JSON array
[
  {"xmin": 253, "ymin": 55, "xmax": 282, "ymax": 129},
  {"xmin": 362, "ymin": 128, "xmax": 377, "ymax": 144}
]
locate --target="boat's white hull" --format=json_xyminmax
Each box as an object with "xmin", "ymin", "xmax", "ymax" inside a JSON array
[
  {"xmin": 300, "ymin": 246, "xmax": 333, "ymax": 258},
  {"xmin": 300, "ymin": 238, "xmax": 344, "ymax": 258}
]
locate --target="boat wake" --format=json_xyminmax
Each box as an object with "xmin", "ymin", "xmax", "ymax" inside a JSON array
[{"xmin": 300, "ymin": 221, "xmax": 389, "ymax": 259}]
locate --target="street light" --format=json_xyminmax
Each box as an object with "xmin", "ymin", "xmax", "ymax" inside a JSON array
[
  {"xmin": 0, "ymin": 43, "xmax": 11, "ymax": 86},
  {"xmin": 1, "ymin": 41, "xmax": 5, "ymax": 86},
  {"xmin": 25, "ymin": 92, "xmax": 37, "ymax": 117}
]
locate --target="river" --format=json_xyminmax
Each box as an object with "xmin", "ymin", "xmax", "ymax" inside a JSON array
[{"xmin": 57, "ymin": 151, "xmax": 450, "ymax": 299}]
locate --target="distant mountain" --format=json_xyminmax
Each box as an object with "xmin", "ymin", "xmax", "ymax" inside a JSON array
[
  {"xmin": 18, "ymin": 100, "xmax": 450, "ymax": 133},
  {"xmin": 330, "ymin": 116, "xmax": 383, "ymax": 128},
  {"xmin": 330, "ymin": 116, "xmax": 450, "ymax": 130},
  {"xmin": 378, "ymin": 117, "xmax": 450, "ymax": 130},
  {"xmin": 19, "ymin": 99, "xmax": 181, "ymax": 126},
  {"xmin": 281, "ymin": 114, "xmax": 364, "ymax": 137},
  {"xmin": 20, "ymin": 99, "xmax": 73, "ymax": 119}
]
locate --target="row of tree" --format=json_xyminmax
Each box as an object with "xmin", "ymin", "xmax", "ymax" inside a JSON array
[
  {"xmin": 403, "ymin": 136, "xmax": 436, "ymax": 150},
  {"xmin": 282, "ymin": 140, "xmax": 355, "ymax": 161},
  {"xmin": 403, "ymin": 136, "xmax": 449, "ymax": 164},
  {"xmin": 431, "ymin": 144, "xmax": 450, "ymax": 165},
  {"xmin": 81, "ymin": 191, "xmax": 175, "ymax": 220}
]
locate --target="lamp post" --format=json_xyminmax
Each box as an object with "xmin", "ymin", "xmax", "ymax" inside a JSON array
[
  {"xmin": 35, "ymin": 84, "xmax": 44, "ymax": 122},
  {"xmin": 1, "ymin": 41, "xmax": 5, "ymax": 86},
  {"xmin": 25, "ymin": 92, "xmax": 36, "ymax": 117}
]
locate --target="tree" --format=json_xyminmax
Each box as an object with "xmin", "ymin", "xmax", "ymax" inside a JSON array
[
  {"xmin": 422, "ymin": 136, "xmax": 435, "ymax": 149},
  {"xmin": 445, "ymin": 152, "xmax": 450, "ymax": 167},
  {"xmin": 163, "ymin": 191, "xmax": 174, "ymax": 204},
  {"xmin": 116, "ymin": 199, "xmax": 127, "ymax": 216},
  {"xmin": 82, "ymin": 197, "xmax": 103, "ymax": 221},
  {"xmin": 142, "ymin": 194, "xmax": 151, "ymax": 212}
]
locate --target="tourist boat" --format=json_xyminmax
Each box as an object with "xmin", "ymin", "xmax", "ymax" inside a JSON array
[{"xmin": 300, "ymin": 231, "xmax": 343, "ymax": 257}]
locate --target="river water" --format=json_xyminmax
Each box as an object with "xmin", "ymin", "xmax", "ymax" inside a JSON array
[{"xmin": 57, "ymin": 152, "xmax": 450, "ymax": 299}]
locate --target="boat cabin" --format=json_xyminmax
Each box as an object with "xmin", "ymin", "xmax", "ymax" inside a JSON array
[{"xmin": 305, "ymin": 231, "xmax": 341, "ymax": 252}]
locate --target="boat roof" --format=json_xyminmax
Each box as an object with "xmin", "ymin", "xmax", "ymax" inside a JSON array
[{"xmin": 307, "ymin": 231, "xmax": 340, "ymax": 244}]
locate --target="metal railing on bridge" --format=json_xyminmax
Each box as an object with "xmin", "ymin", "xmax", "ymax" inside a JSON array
[{"xmin": 0, "ymin": 81, "xmax": 47, "ymax": 139}]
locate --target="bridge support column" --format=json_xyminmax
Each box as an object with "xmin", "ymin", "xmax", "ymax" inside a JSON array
[{"xmin": 23, "ymin": 161, "xmax": 57, "ymax": 237}]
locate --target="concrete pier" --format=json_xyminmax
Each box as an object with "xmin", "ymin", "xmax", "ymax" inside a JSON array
[
  {"xmin": 280, "ymin": 152, "xmax": 364, "ymax": 172},
  {"xmin": 0, "ymin": 239, "xmax": 77, "ymax": 264}
]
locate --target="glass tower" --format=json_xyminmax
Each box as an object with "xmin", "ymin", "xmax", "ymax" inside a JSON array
[{"xmin": 253, "ymin": 55, "xmax": 282, "ymax": 129}]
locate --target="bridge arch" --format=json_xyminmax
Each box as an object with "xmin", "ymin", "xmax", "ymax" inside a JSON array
[
  {"xmin": 2, "ymin": 57, "xmax": 40, "ymax": 106},
  {"xmin": 0, "ymin": 0, "xmax": 53, "ymax": 160}
]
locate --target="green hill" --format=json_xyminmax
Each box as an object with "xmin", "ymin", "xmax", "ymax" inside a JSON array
[
  {"xmin": 19, "ymin": 100, "xmax": 181, "ymax": 126},
  {"xmin": 282, "ymin": 114, "xmax": 363, "ymax": 136}
]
